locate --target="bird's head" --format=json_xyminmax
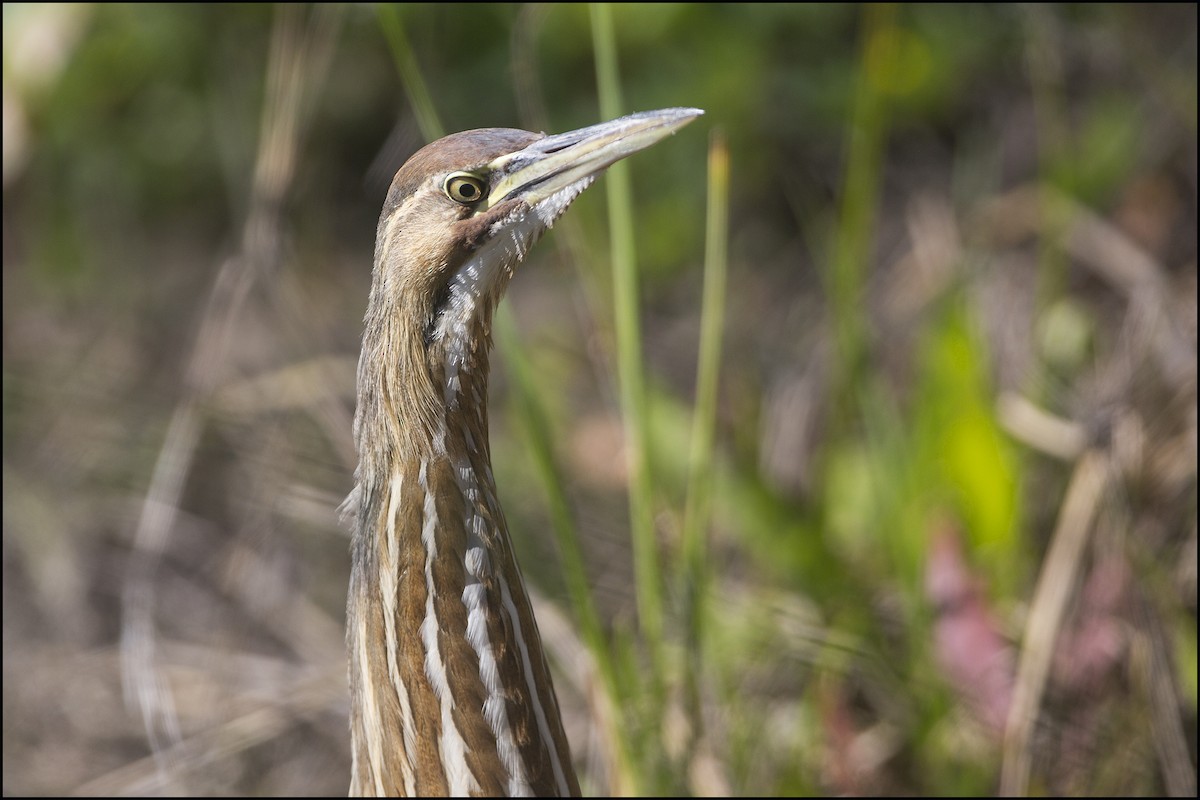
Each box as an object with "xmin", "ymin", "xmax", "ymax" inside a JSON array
[{"xmin": 357, "ymin": 107, "xmax": 702, "ymax": 460}]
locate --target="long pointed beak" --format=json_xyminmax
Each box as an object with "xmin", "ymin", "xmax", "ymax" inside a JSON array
[{"xmin": 483, "ymin": 107, "xmax": 704, "ymax": 210}]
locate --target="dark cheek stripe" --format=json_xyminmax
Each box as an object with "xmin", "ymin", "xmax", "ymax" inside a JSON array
[{"xmin": 424, "ymin": 279, "xmax": 453, "ymax": 346}]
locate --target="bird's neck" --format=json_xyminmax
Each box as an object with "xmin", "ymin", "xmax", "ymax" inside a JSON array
[{"xmin": 348, "ymin": 301, "xmax": 578, "ymax": 796}]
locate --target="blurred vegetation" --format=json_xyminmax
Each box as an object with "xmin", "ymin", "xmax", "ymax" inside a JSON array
[{"xmin": 3, "ymin": 3, "xmax": 1196, "ymax": 796}]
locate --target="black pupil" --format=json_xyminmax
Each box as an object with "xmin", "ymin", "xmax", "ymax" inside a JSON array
[{"xmin": 459, "ymin": 181, "xmax": 477, "ymax": 199}]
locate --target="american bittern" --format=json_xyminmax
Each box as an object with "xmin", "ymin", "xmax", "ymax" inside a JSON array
[{"xmin": 346, "ymin": 108, "xmax": 703, "ymax": 796}]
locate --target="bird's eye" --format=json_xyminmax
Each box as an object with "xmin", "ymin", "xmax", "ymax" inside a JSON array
[{"xmin": 444, "ymin": 173, "xmax": 486, "ymax": 204}]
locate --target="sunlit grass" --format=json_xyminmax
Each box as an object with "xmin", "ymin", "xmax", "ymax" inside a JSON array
[
  {"xmin": 679, "ymin": 128, "xmax": 730, "ymax": 748},
  {"xmin": 589, "ymin": 4, "xmax": 667, "ymax": 702}
]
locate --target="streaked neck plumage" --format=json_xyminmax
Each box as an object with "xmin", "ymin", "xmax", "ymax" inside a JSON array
[
  {"xmin": 347, "ymin": 132, "xmax": 579, "ymax": 797},
  {"xmin": 345, "ymin": 108, "xmax": 702, "ymax": 798}
]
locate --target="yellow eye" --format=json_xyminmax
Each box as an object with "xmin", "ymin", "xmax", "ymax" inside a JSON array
[{"xmin": 444, "ymin": 173, "xmax": 486, "ymax": 204}]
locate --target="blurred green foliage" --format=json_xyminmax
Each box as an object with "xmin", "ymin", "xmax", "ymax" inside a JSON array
[{"xmin": 3, "ymin": 3, "xmax": 1196, "ymax": 796}]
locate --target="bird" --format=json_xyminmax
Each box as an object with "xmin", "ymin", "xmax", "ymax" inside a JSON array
[{"xmin": 345, "ymin": 107, "xmax": 703, "ymax": 797}]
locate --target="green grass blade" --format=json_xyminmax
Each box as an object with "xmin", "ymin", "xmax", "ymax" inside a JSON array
[
  {"xmin": 376, "ymin": 4, "xmax": 443, "ymax": 141},
  {"xmin": 588, "ymin": 0, "xmax": 665, "ymax": 689},
  {"xmin": 494, "ymin": 311, "xmax": 609, "ymax": 673},
  {"xmin": 680, "ymin": 129, "xmax": 730, "ymax": 720},
  {"xmin": 828, "ymin": 3, "xmax": 894, "ymax": 411},
  {"xmin": 495, "ymin": 310, "xmax": 639, "ymax": 793}
]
